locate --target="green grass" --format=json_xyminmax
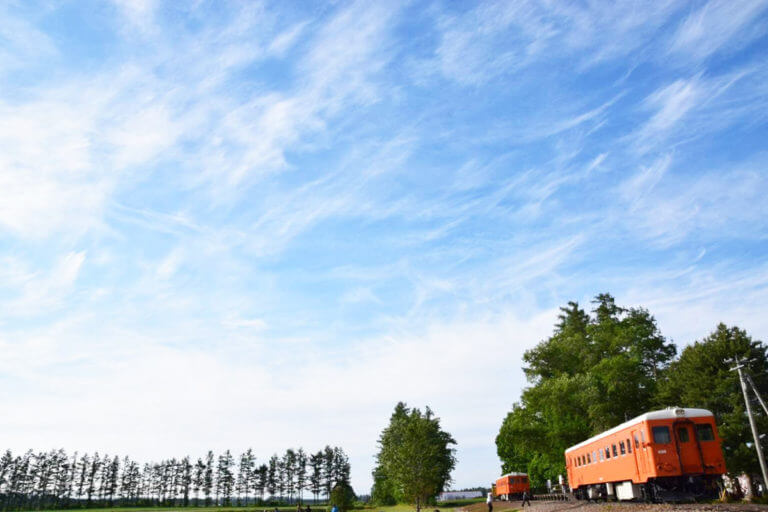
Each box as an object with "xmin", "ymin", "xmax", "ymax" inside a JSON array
[
  {"xmin": 41, "ymin": 508, "xmax": 324, "ymax": 512},
  {"xmin": 41, "ymin": 500, "xmax": 486, "ymax": 512},
  {"xmin": 354, "ymin": 498, "xmax": 485, "ymax": 512}
]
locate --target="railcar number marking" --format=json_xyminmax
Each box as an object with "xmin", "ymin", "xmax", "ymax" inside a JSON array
[{"xmin": 658, "ymin": 449, "xmax": 667, "ymax": 454}]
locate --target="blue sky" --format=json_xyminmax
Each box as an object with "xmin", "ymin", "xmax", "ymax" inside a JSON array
[{"xmin": 2, "ymin": 0, "xmax": 768, "ymax": 493}]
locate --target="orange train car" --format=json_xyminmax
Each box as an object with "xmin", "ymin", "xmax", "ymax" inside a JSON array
[
  {"xmin": 565, "ymin": 407, "xmax": 726, "ymax": 501},
  {"xmin": 494, "ymin": 472, "xmax": 530, "ymax": 500}
]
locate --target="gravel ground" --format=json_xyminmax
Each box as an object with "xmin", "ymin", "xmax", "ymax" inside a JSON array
[
  {"xmin": 497, "ymin": 502, "xmax": 768, "ymax": 512},
  {"xmin": 461, "ymin": 501, "xmax": 768, "ymax": 512}
]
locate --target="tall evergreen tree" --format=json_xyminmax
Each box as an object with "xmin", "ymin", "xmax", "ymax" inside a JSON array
[
  {"xmin": 322, "ymin": 446, "xmax": 334, "ymax": 499},
  {"xmin": 106, "ymin": 456, "xmax": 120, "ymax": 504},
  {"xmin": 308, "ymin": 452, "xmax": 323, "ymax": 503},
  {"xmin": 203, "ymin": 452, "xmax": 214, "ymax": 506},
  {"xmin": 85, "ymin": 453, "xmax": 100, "ymax": 505},
  {"xmin": 180, "ymin": 457, "xmax": 192, "ymax": 507},
  {"xmin": 296, "ymin": 449, "xmax": 307, "ymax": 504},
  {"xmin": 217, "ymin": 451, "xmax": 235, "ymax": 506},
  {"xmin": 282, "ymin": 449, "xmax": 296, "ymax": 503},
  {"xmin": 266, "ymin": 455, "xmax": 277, "ymax": 499},
  {"xmin": 236, "ymin": 452, "xmax": 250, "ymax": 506},
  {"xmin": 76, "ymin": 453, "xmax": 90, "ymax": 502},
  {"xmin": 193, "ymin": 458, "xmax": 205, "ymax": 506},
  {"xmin": 256, "ymin": 464, "xmax": 268, "ymax": 502}
]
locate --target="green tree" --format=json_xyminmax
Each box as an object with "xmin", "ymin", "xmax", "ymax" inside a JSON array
[
  {"xmin": 497, "ymin": 294, "xmax": 676, "ymax": 487},
  {"xmin": 329, "ymin": 481, "xmax": 355, "ymax": 512},
  {"xmin": 203, "ymin": 451, "xmax": 214, "ymax": 506},
  {"xmin": 309, "ymin": 452, "xmax": 323, "ymax": 503},
  {"xmin": 267, "ymin": 455, "xmax": 278, "ymax": 499},
  {"xmin": 217, "ymin": 450, "xmax": 235, "ymax": 506},
  {"xmin": 296, "ymin": 448, "xmax": 307, "ymax": 504},
  {"xmin": 373, "ymin": 402, "xmax": 456, "ymax": 512},
  {"xmin": 656, "ymin": 323, "xmax": 768, "ymax": 487},
  {"xmin": 370, "ymin": 465, "xmax": 397, "ymax": 505}
]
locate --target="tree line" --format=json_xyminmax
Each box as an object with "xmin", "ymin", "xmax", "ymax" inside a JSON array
[
  {"xmin": 0, "ymin": 446, "xmax": 351, "ymax": 511},
  {"xmin": 496, "ymin": 293, "xmax": 768, "ymax": 491}
]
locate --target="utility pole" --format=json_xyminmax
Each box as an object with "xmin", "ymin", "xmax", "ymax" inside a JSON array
[{"xmin": 732, "ymin": 355, "xmax": 768, "ymax": 490}]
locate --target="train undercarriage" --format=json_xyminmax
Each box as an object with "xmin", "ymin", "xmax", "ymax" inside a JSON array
[
  {"xmin": 496, "ymin": 493, "xmax": 525, "ymax": 501},
  {"xmin": 573, "ymin": 475, "xmax": 723, "ymax": 502}
]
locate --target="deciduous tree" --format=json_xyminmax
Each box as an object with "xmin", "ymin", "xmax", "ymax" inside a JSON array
[
  {"xmin": 656, "ymin": 323, "xmax": 768, "ymax": 488},
  {"xmin": 373, "ymin": 402, "xmax": 456, "ymax": 512}
]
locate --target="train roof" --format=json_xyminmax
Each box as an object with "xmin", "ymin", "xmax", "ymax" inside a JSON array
[
  {"xmin": 564, "ymin": 407, "xmax": 714, "ymax": 453},
  {"xmin": 498, "ymin": 472, "xmax": 528, "ymax": 478}
]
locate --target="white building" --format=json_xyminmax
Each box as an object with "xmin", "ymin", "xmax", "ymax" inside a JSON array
[{"xmin": 437, "ymin": 491, "xmax": 483, "ymax": 501}]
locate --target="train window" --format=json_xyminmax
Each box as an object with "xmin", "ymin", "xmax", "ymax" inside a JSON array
[
  {"xmin": 627, "ymin": 438, "xmax": 632, "ymax": 453},
  {"xmin": 634, "ymin": 434, "xmax": 639, "ymax": 449},
  {"xmin": 620, "ymin": 441, "xmax": 626, "ymax": 455},
  {"xmin": 593, "ymin": 450, "xmax": 598, "ymax": 462},
  {"xmin": 599, "ymin": 450, "xmax": 604, "ymax": 462},
  {"xmin": 696, "ymin": 424, "xmax": 715, "ymax": 441},
  {"xmin": 678, "ymin": 427, "xmax": 690, "ymax": 443},
  {"xmin": 587, "ymin": 454, "xmax": 591, "ymax": 464},
  {"xmin": 605, "ymin": 447, "xmax": 610, "ymax": 459},
  {"xmin": 653, "ymin": 426, "xmax": 671, "ymax": 443},
  {"xmin": 612, "ymin": 444, "xmax": 617, "ymax": 457}
]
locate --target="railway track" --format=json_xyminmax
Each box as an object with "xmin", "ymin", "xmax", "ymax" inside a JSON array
[{"xmin": 484, "ymin": 501, "xmax": 768, "ymax": 512}]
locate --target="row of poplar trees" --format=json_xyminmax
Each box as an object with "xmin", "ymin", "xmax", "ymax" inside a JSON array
[
  {"xmin": 496, "ymin": 293, "xmax": 768, "ymax": 492},
  {"xmin": 0, "ymin": 446, "xmax": 351, "ymax": 511}
]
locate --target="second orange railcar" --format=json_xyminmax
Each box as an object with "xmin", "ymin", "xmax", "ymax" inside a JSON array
[{"xmin": 494, "ymin": 473, "xmax": 530, "ymax": 500}]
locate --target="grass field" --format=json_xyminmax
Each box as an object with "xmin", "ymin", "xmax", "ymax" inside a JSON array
[{"xmin": 39, "ymin": 499, "xmax": 491, "ymax": 512}]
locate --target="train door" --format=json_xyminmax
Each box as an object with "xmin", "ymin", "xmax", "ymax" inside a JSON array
[
  {"xmin": 632, "ymin": 429, "xmax": 648, "ymax": 480},
  {"xmin": 674, "ymin": 420, "xmax": 704, "ymax": 474}
]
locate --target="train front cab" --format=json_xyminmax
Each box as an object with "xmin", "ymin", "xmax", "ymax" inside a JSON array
[
  {"xmin": 566, "ymin": 408, "xmax": 726, "ymax": 502},
  {"xmin": 639, "ymin": 413, "xmax": 726, "ymax": 500}
]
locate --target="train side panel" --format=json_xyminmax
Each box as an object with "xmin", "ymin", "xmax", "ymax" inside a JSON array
[{"xmin": 565, "ymin": 424, "xmax": 639, "ymax": 490}]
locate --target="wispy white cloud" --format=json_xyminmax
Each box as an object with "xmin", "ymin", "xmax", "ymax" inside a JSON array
[
  {"xmin": 340, "ymin": 287, "xmax": 382, "ymax": 305},
  {"xmin": 0, "ymin": 3, "xmax": 57, "ymax": 75},
  {"xmin": 267, "ymin": 21, "xmax": 309, "ymax": 56},
  {"xmin": 616, "ymin": 154, "xmax": 768, "ymax": 246},
  {"xmin": 631, "ymin": 67, "xmax": 758, "ymax": 153},
  {"xmin": 431, "ymin": 0, "xmax": 684, "ymax": 85},
  {"xmin": 1, "ymin": 252, "xmax": 86, "ymax": 317},
  {"xmin": 669, "ymin": 0, "xmax": 768, "ymax": 60}
]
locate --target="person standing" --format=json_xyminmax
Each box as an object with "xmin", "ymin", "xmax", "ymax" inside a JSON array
[
  {"xmin": 521, "ymin": 490, "xmax": 531, "ymax": 508},
  {"xmin": 331, "ymin": 504, "xmax": 338, "ymax": 512},
  {"xmin": 486, "ymin": 491, "xmax": 493, "ymax": 512}
]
